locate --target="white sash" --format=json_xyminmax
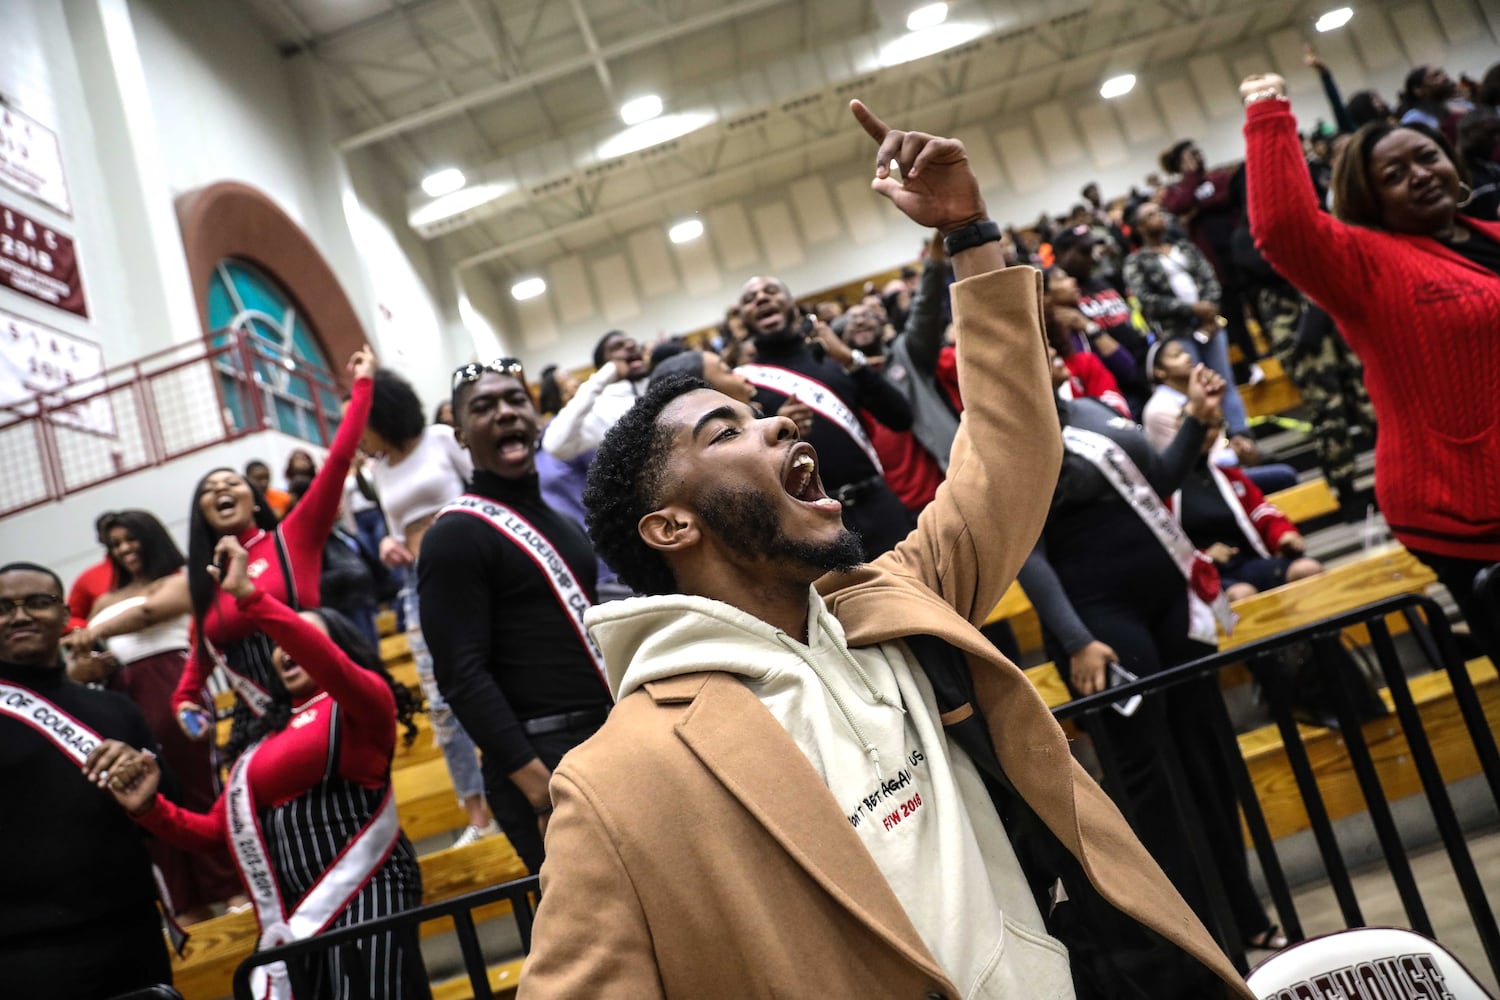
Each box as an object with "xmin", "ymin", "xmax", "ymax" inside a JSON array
[
  {"xmin": 738, "ymin": 363, "xmax": 884, "ymax": 474},
  {"xmin": 228, "ymin": 738, "xmax": 401, "ymax": 1000},
  {"xmin": 1170, "ymin": 465, "xmax": 1272, "ymax": 560},
  {"xmin": 1062, "ymin": 425, "xmax": 1236, "ymax": 645},
  {"xmin": 0, "ymin": 681, "xmax": 103, "ymax": 766},
  {"xmin": 438, "ymin": 495, "xmax": 612, "ymax": 691}
]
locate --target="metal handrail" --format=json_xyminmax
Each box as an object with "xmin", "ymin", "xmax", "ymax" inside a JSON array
[{"xmin": 0, "ymin": 330, "xmax": 347, "ymax": 518}]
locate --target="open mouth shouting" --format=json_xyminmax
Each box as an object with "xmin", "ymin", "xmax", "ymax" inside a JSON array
[
  {"xmin": 782, "ymin": 443, "xmax": 842, "ymax": 513},
  {"xmin": 495, "ymin": 426, "xmax": 535, "ymax": 466}
]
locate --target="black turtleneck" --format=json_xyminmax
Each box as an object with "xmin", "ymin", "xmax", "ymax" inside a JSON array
[
  {"xmin": 0, "ymin": 658, "xmax": 170, "ymax": 995},
  {"xmin": 748, "ymin": 335, "xmax": 913, "ymax": 491},
  {"xmin": 417, "ymin": 469, "xmax": 612, "ymax": 779}
]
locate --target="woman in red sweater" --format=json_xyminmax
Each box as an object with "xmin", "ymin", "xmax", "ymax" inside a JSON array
[
  {"xmin": 172, "ymin": 347, "xmax": 377, "ymax": 745},
  {"xmin": 88, "ymin": 535, "xmax": 422, "ymax": 999},
  {"xmin": 1242, "ymin": 72, "xmax": 1500, "ymax": 652}
]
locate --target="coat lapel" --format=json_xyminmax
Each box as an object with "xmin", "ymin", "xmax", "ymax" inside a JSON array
[{"xmin": 663, "ymin": 672, "xmax": 955, "ymax": 993}]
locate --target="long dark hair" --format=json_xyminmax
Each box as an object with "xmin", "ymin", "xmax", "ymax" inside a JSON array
[
  {"xmin": 187, "ymin": 467, "xmax": 279, "ymax": 661},
  {"xmin": 103, "ymin": 510, "xmax": 185, "ymax": 585},
  {"xmin": 222, "ymin": 605, "xmax": 420, "ymax": 762}
]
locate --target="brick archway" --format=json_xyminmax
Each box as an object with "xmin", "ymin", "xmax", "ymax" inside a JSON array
[{"xmin": 177, "ymin": 181, "xmax": 366, "ymax": 387}]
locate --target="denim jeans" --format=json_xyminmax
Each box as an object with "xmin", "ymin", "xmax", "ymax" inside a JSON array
[
  {"xmin": 401, "ymin": 581, "xmax": 486, "ymax": 802},
  {"xmin": 1177, "ymin": 330, "xmax": 1250, "ymax": 437}
]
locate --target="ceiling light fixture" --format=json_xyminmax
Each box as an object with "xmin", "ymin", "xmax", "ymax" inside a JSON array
[
  {"xmin": 668, "ymin": 219, "xmax": 704, "ymax": 244},
  {"xmin": 877, "ymin": 21, "xmax": 986, "ymax": 67},
  {"xmin": 906, "ymin": 2, "xmax": 948, "ymax": 31},
  {"xmin": 1315, "ymin": 6, "xmax": 1353, "ymax": 31},
  {"xmin": 408, "ymin": 182, "xmax": 512, "ymax": 230},
  {"xmin": 421, "ymin": 167, "xmax": 466, "ymax": 197},
  {"xmin": 511, "ymin": 277, "xmax": 547, "ymax": 301},
  {"xmin": 598, "ymin": 111, "xmax": 716, "ymax": 159},
  {"xmin": 1100, "ymin": 73, "xmax": 1137, "ymax": 99},
  {"xmin": 620, "ymin": 95, "xmax": 664, "ymax": 126}
]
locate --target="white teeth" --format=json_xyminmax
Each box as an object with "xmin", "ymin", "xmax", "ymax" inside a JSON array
[{"xmin": 793, "ymin": 454, "xmax": 814, "ymax": 472}]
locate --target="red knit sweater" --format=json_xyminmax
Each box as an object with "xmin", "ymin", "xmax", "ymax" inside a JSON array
[{"xmin": 1245, "ymin": 99, "xmax": 1500, "ymax": 561}]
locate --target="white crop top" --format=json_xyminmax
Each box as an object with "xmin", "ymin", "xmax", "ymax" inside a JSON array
[
  {"xmin": 90, "ymin": 595, "xmax": 192, "ymax": 664},
  {"xmin": 372, "ymin": 424, "xmax": 474, "ymax": 542}
]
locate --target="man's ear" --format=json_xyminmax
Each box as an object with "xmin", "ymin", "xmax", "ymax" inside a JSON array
[
  {"xmin": 453, "ymin": 424, "xmax": 469, "ymax": 451},
  {"xmin": 638, "ymin": 505, "xmax": 701, "ymax": 555}
]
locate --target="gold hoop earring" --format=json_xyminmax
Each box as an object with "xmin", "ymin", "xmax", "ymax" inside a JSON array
[{"xmin": 1457, "ymin": 182, "xmax": 1474, "ymax": 208}]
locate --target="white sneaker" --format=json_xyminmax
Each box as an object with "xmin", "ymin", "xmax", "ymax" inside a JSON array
[
  {"xmin": 453, "ymin": 821, "xmax": 500, "ymax": 848},
  {"xmin": 1248, "ymin": 363, "xmax": 1267, "ymax": 385}
]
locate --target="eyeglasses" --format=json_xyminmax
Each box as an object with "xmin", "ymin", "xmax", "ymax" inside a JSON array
[
  {"xmin": 452, "ymin": 358, "xmax": 525, "ymax": 391},
  {"xmin": 0, "ymin": 593, "xmax": 63, "ymax": 618}
]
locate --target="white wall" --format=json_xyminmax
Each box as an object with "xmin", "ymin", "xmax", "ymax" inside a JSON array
[{"xmin": 479, "ymin": 0, "xmax": 1500, "ymax": 372}]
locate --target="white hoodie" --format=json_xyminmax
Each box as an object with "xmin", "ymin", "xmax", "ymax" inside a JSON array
[{"xmin": 587, "ymin": 589, "xmax": 1075, "ymax": 1000}]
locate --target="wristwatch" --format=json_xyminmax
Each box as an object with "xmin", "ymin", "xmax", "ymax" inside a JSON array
[
  {"xmin": 942, "ymin": 219, "xmax": 1001, "ymax": 257},
  {"xmin": 844, "ymin": 349, "xmax": 868, "ymax": 373}
]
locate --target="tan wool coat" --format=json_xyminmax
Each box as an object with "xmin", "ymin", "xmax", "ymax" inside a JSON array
[{"xmin": 518, "ymin": 264, "xmax": 1253, "ymax": 999}]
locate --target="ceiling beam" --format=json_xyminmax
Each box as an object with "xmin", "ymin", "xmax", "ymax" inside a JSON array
[
  {"xmin": 338, "ymin": 0, "xmax": 791, "ymax": 151},
  {"xmin": 567, "ymin": 0, "xmax": 617, "ymax": 104}
]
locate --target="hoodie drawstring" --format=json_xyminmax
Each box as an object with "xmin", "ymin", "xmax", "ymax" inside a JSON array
[{"xmin": 775, "ymin": 621, "xmax": 904, "ymax": 781}]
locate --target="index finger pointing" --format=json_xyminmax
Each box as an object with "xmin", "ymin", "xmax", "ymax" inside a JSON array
[{"xmin": 849, "ymin": 100, "xmax": 889, "ymax": 143}]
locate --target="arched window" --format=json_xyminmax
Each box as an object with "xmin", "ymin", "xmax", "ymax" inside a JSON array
[{"xmin": 207, "ymin": 259, "xmax": 342, "ymax": 445}]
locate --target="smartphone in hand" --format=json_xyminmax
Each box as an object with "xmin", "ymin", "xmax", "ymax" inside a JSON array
[{"xmin": 1107, "ymin": 661, "xmax": 1143, "ymax": 717}]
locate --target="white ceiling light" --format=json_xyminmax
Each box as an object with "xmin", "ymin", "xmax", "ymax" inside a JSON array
[
  {"xmin": 620, "ymin": 95, "xmax": 664, "ymax": 126},
  {"xmin": 408, "ymin": 182, "xmax": 512, "ymax": 230},
  {"xmin": 1315, "ymin": 6, "xmax": 1353, "ymax": 31},
  {"xmin": 421, "ymin": 167, "xmax": 465, "ymax": 197},
  {"xmin": 668, "ymin": 219, "xmax": 704, "ymax": 244},
  {"xmin": 1100, "ymin": 73, "xmax": 1137, "ymax": 99},
  {"xmin": 877, "ymin": 22, "xmax": 986, "ymax": 68},
  {"xmin": 510, "ymin": 277, "xmax": 547, "ymax": 301},
  {"xmin": 598, "ymin": 111, "xmax": 716, "ymax": 160},
  {"xmin": 905, "ymin": 2, "xmax": 948, "ymax": 31}
]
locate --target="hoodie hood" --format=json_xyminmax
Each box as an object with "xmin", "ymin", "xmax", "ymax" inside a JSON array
[{"xmin": 586, "ymin": 587, "xmax": 846, "ymax": 701}]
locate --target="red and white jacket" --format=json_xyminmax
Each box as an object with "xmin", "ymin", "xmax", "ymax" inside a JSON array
[{"xmin": 1171, "ymin": 463, "xmax": 1298, "ymax": 559}]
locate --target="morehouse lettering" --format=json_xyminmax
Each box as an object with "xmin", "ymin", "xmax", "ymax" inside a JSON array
[{"xmin": 1260, "ymin": 952, "xmax": 1456, "ymax": 1000}]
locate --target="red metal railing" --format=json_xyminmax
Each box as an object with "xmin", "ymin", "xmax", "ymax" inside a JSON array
[{"xmin": 0, "ymin": 330, "xmax": 346, "ymax": 519}]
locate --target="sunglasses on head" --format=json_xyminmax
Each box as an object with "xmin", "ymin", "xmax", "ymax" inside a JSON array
[{"xmin": 452, "ymin": 358, "xmax": 525, "ymax": 391}]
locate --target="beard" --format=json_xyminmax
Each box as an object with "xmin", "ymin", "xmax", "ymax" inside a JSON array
[{"xmin": 695, "ymin": 484, "xmax": 865, "ymax": 575}]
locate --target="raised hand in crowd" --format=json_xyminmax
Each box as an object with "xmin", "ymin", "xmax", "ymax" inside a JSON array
[
  {"xmin": 1239, "ymin": 72, "xmax": 1287, "ymax": 104},
  {"xmin": 809, "ymin": 316, "xmax": 854, "ymax": 368},
  {"xmin": 206, "ymin": 535, "xmax": 255, "ymax": 599},
  {"xmin": 347, "ymin": 342, "xmax": 379, "ymax": 382},
  {"xmin": 1182, "ymin": 362, "xmax": 1227, "ymax": 424},
  {"xmin": 851, "ymin": 100, "xmax": 986, "ymax": 236}
]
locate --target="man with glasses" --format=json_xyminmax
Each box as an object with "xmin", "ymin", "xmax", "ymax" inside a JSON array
[
  {"xmin": 0, "ymin": 562, "xmax": 173, "ymax": 998},
  {"xmin": 418, "ymin": 360, "xmax": 614, "ymax": 873}
]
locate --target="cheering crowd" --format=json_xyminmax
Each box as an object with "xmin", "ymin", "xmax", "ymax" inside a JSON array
[{"xmin": 4, "ymin": 49, "xmax": 1499, "ymax": 1000}]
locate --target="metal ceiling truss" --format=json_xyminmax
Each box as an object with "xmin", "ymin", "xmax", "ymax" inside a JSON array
[{"xmin": 451, "ymin": 0, "xmax": 1279, "ymax": 274}]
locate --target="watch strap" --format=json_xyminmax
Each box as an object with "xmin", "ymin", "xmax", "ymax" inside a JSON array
[{"xmin": 942, "ymin": 219, "xmax": 1002, "ymax": 257}]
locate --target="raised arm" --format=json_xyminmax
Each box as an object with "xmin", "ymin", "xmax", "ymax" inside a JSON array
[
  {"xmin": 1242, "ymin": 75, "xmax": 1376, "ymax": 320},
  {"xmin": 838, "ymin": 101, "xmax": 1061, "ymax": 624},
  {"xmin": 282, "ymin": 347, "xmax": 376, "ymax": 551},
  {"xmin": 1141, "ymin": 365, "xmax": 1222, "ymax": 497},
  {"xmin": 900, "ymin": 245, "xmax": 951, "ymax": 375},
  {"xmin": 542, "ymin": 364, "xmax": 620, "ymax": 460}
]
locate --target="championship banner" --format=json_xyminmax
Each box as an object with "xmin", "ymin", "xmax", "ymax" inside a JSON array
[
  {"xmin": 0, "ymin": 200, "xmax": 87, "ymax": 316},
  {"xmin": 0, "ymin": 309, "xmax": 111, "ymax": 434},
  {"xmin": 0, "ymin": 106, "xmax": 71, "ymax": 216}
]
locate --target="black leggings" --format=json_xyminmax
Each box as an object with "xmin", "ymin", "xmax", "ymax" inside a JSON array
[
  {"xmin": 1053, "ymin": 555, "xmax": 1271, "ymax": 943},
  {"xmin": 1407, "ymin": 547, "xmax": 1498, "ymax": 659}
]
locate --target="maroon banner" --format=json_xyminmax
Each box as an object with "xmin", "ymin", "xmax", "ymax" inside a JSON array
[{"xmin": 0, "ymin": 200, "xmax": 87, "ymax": 317}]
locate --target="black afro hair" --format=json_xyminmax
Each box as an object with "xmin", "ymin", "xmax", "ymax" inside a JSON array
[{"xmin": 583, "ymin": 372, "xmax": 709, "ymax": 596}]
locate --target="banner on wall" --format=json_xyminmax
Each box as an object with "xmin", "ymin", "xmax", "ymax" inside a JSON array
[
  {"xmin": 0, "ymin": 308, "xmax": 113, "ymax": 435},
  {"xmin": 0, "ymin": 200, "xmax": 87, "ymax": 317},
  {"xmin": 0, "ymin": 106, "xmax": 71, "ymax": 216}
]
